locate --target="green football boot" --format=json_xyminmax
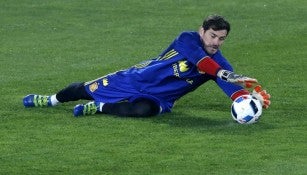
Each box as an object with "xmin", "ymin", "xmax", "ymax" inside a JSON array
[
  {"xmin": 73, "ymin": 101, "xmax": 99, "ymax": 117},
  {"xmin": 23, "ymin": 94, "xmax": 52, "ymax": 107}
]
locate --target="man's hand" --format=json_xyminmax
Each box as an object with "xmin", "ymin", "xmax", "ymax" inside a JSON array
[
  {"xmin": 217, "ymin": 69, "xmax": 258, "ymax": 88},
  {"xmin": 251, "ymin": 85, "xmax": 271, "ymax": 109}
]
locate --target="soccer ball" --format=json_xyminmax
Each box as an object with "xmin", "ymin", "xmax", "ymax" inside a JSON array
[{"xmin": 231, "ymin": 95, "xmax": 262, "ymax": 124}]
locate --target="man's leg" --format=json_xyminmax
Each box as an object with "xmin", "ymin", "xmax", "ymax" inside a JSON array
[
  {"xmin": 101, "ymin": 98, "xmax": 160, "ymax": 117},
  {"xmin": 74, "ymin": 98, "xmax": 160, "ymax": 117},
  {"xmin": 56, "ymin": 82, "xmax": 93, "ymax": 102},
  {"xmin": 23, "ymin": 82, "xmax": 93, "ymax": 107}
]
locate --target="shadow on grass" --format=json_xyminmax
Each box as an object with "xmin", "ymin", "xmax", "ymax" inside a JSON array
[
  {"xmin": 147, "ymin": 111, "xmax": 275, "ymax": 134},
  {"xmin": 20, "ymin": 102, "xmax": 275, "ymax": 135}
]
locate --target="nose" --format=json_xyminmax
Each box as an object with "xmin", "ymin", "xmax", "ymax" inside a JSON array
[{"xmin": 212, "ymin": 37, "xmax": 220, "ymax": 46}]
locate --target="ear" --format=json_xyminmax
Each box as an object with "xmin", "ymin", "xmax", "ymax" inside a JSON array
[{"xmin": 198, "ymin": 27, "xmax": 206, "ymax": 36}]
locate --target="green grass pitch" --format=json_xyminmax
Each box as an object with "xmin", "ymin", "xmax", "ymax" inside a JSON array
[{"xmin": 1, "ymin": 0, "xmax": 306, "ymax": 174}]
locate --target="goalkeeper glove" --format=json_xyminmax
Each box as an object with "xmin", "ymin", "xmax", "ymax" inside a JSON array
[
  {"xmin": 251, "ymin": 85, "xmax": 271, "ymax": 109},
  {"xmin": 217, "ymin": 69, "xmax": 258, "ymax": 88}
]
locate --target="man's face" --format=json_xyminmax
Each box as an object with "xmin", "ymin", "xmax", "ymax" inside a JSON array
[{"xmin": 199, "ymin": 28, "xmax": 228, "ymax": 55}]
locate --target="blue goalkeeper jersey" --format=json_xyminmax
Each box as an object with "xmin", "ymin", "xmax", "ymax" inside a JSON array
[{"xmin": 85, "ymin": 31, "xmax": 244, "ymax": 112}]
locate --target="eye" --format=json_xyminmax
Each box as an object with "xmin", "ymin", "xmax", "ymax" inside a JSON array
[
  {"xmin": 210, "ymin": 34, "xmax": 216, "ymax": 38},
  {"xmin": 219, "ymin": 37, "xmax": 226, "ymax": 41}
]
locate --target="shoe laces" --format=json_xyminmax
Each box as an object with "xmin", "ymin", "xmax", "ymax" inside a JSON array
[
  {"xmin": 83, "ymin": 102, "xmax": 98, "ymax": 115},
  {"xmin": 35, "ymin": 95, "xmax": 50, "ymax": 107}
]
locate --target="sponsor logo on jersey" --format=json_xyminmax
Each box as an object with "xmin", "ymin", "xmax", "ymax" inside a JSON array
[
  {"xmin": 178, "ymin": 61, "xmax": 189, "ymax": 72},
  {"xmin": 173, "ymin": 60, "xmax": 190, "ymax": 77},
  {"xmin": 173, "ymin": 63, "xmax": 180, "ymax": 77}
]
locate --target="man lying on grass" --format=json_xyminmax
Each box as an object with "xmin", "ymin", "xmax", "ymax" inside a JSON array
[{"xmin": 23, "ymin": 14, "xmax": 270, "ymax": 117}]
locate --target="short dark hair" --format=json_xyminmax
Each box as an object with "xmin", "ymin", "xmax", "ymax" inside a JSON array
[{"xmin": 202, "ymin": 15, "xmax": 231, "ymax": 35}]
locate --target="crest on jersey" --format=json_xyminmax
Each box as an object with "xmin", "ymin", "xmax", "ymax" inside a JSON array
[{"xmin": 89, "ymin": 82, "xmax": 98, "ymax": 92}]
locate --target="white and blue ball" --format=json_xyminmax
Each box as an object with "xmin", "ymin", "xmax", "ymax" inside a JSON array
[{"xmin": 231, "ymin": 95, "xmax": 262, "ymax": 124}]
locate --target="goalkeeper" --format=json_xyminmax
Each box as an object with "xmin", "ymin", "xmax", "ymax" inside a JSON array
[{"xmin": 23, "ymin": 15, "xmax": 270, "ymax": 117}]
